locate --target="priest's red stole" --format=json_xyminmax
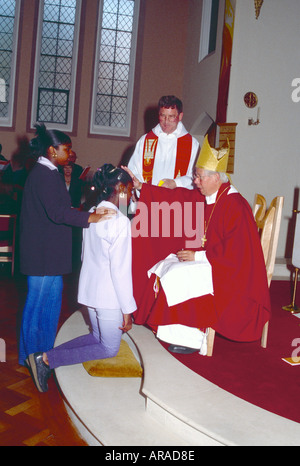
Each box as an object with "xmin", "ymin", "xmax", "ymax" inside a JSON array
[{"xmin": 142, "ymin": 131, "xmax": 192, "ymax": 183}]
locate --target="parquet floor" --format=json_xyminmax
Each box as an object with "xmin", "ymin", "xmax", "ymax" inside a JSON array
[{"xmin": 0, "ymin": 266, "xmax": 87, "ymax": 446}]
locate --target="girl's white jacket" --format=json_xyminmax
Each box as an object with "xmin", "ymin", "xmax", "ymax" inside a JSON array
[{"xmin": 78, "ymin": 201, "xmax": 137, "ymax": 314}]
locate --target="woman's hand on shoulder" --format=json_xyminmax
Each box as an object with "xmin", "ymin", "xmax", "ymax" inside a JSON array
[{"xmin": 88, "ymin": 207, "xmax": 116, "ymax": 223}]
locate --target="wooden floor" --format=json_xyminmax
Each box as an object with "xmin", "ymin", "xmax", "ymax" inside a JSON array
[{"xmin": 0, "ymin": 265, "xmax": 88, "ymax": 446}]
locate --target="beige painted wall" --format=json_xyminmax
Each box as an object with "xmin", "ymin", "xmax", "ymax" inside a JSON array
[
  {"xmin": 226, "ymin": 0, "xmax": 300, "ymax": 260},
  {"xmin": 182, "ymin": 0, "xmax": 225, "ymax": 133}
]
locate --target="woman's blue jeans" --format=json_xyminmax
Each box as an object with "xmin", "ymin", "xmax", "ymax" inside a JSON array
[{"xmin": 18, "ymin": 276, "xmax": 63, "ymax": 366}]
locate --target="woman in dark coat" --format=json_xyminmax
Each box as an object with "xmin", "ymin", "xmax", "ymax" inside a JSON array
[{"xmin": 18, "ymin": 124, "xmax": 109, "ymax": 367}]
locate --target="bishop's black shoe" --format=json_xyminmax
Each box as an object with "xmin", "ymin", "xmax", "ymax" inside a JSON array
[{"xmin": 168, "ymin": 345, "xmax": 198, "ymax": 354}]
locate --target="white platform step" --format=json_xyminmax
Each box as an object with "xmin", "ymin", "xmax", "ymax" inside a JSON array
[
  {"xmin": 54, "ymin": 310, "xmax": 300, "ymax": 446},
  {"xmin": 54, "ymin": 310, "xmax": 191, "ymax": 446}
]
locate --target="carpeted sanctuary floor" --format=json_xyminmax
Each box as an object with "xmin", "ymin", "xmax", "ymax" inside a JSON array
[{"xmin": 161, "ymin": 280, "xmax": 300, "ymax": 424}]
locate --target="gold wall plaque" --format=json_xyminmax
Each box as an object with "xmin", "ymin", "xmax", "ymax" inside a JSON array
[{"xmin": 244, "ymin": 92, "xmax": 258, "ymax": 109}]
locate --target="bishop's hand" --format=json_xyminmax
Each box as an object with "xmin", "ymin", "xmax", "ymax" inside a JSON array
[
  {"xmin": 121, "ymin": 165, "xmax": 143, "ymax": 191},
  {"xmin": 176, "ymin": 250, "xmax": 195, "ymax": 262}
]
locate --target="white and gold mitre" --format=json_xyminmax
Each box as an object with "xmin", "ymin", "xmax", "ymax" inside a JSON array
[{"xmin": 196, "ymin": 135, "xmax": 230, "ymax": 173}]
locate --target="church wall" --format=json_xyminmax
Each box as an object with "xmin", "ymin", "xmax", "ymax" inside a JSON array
[
  {"xmin": 181, "ymin": 0, "xmax": 225, "ymax": 136},
  {"xmin": 226, "ymin": 0, "xmax": 300, "ymax": 263},
  {"xmin": 182, "ymin": 0, "xmax": 300, "ymax": 265}
]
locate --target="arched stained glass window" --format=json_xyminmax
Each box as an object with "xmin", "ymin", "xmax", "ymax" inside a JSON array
[
  {"xmin": 0, "ymin": 0, "xmax": 20, "ymax": 127},
  {"xmin": 90, "ymin": 0, "xmax": 140, "ymax": 137},
  {"xmin": 31, "ymin": 0, "xmax": 81, "ymax": 131}
]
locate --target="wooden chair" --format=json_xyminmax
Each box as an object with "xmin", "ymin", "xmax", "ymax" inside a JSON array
[
  {"xmin": 206, "ymin": 194, "xmax": 284, "ymax": 356},
  {"xmin": 0, "ymin": 214, "xmax": 17, "ymax": 275},
  {"xmin": 253, "ymin": 193, "xmax": 267, "ymax": 225}
]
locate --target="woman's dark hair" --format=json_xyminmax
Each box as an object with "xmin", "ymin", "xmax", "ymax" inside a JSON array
[
  {"xmin": 30, "ymin": 123, "xmax": 71, "ymax": 158},
  {"xmin": 93, "ymin": 163, "xmax": 132, "ymax": 202}
]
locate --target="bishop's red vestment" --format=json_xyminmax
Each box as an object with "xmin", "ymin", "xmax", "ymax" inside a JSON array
[{"xmin": 131, "ymin": 182, "xmax": 271, "ymax": 342}]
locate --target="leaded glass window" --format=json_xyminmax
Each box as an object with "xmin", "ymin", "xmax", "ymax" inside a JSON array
[
  {"xmin": 90, "ymin": 0, "xmax": 140, "ymax": 136},
  {"xmin": 31, "ymin": 0, "xmax": 81, "ymax": 131},
  {"xmin": 0, "ymin": 0, "xmax": 20, "ymax": 127}
]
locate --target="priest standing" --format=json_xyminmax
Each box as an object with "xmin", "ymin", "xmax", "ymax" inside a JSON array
[{"xmin": 128, "ymin": 95, "xmax": 199, "ymax": 191}]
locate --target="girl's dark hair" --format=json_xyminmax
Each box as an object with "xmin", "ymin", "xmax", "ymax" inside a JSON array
[
  {"xmin": 30, "ymin": 123, "xmax": 71, "ymax": 158},
  {"xmin": 93, "ymin": 163, "xmax": 132, "ymax": 202}
]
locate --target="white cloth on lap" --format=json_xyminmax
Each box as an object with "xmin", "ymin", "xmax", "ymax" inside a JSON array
[{"xmin": 147, "ymin": 253, "xmax": 213, "ymax": 306}]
